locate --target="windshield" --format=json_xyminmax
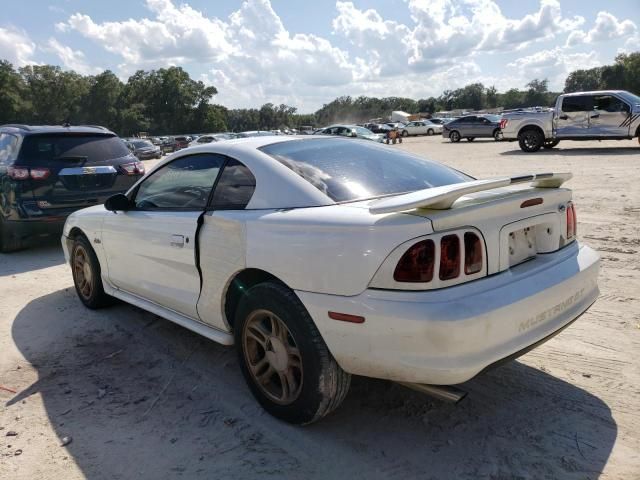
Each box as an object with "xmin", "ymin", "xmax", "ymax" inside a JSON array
[
  {"xmin": 354, "ymin": 126, "xmax": 374, "ymax": 136},
  {"xmin": 260, "ymin": 138, "xmax": 471, "ymax": 202},
  {"xmin": 619, "ymin": 91, "xmax": 640, "ymax": 105},
  {"xmin": 132, "ymin": 140, "xmax": 153, "ymax": 148}
]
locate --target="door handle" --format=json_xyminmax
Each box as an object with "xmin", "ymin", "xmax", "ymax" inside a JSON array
[
  {"xmin": 590, "ymin": 113, "xmax": 600, "ymax": 118},
  {"xmin": 559, "ymin": 114, "xmax": 568, "ymax": 120},
  {"xmin": 170, "ymin": 234, "xmax": 185, "ymax": 248}
]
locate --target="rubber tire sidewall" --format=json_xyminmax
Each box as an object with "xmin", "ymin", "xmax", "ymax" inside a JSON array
[
  {"xmin": 427, "ymin": 129, "xmax": 434, "ymax": 136},
  {"xmin": 450, "ymin": 131, "xmax": 461, "ymax": 142},
  {"xmin": 71, "ymin": 235, "xmax": 112, "ymax": 309},
  {"xmin": 234, "ymin": 282, "xmax": 349, "ymax": 425},
  {"xmin": 402, "ymin": 130, "xmax": 409, "ymax": 137},
  {"xmin": 518, "ymin": 129, "xmax": 543, "ymax": 152}
]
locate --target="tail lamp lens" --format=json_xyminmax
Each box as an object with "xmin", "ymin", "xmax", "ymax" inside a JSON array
[
  {"xmin": 393, "ymin": 239, "xmax": 435, "ymax": 283},
  {"xmin": 7, "ymin": 166, "xmax": 50, "ymax": 180},
  {"xmin": 464, "ymin": 232, "xmax": 483, "ymax": 275},
  {"xmin": 7, "ymin": 166, "xmax": 30, "ymax": 180},
  {"xmin": 499, "ymin": 119, "xmax": 508, "ymax": 129},
  {"xmin": 439, "ymin": 234, "xmax": 461, "ymax": 280},
  {"xmin": 566, "ymin": 202, "xmax": 576, "ymax": 239}
]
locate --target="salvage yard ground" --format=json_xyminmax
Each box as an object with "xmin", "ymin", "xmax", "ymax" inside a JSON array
[{"xmin": 1, "ymin": 137, "xmax": 639, "ymax": 479}]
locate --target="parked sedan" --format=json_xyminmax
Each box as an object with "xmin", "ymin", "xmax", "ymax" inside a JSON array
[
  {"xmin": 129, "ymin": 139, "xmax": 162, "ymax": 160},
  {"xmin": 442, "ymin": 115, "xmax": 503, "ymax": 142},
  {"xmin": 189, "ymin": 133, "xmax": 238, "ymax": 146},
  {"xmin": 401, "ymin": 120, "xmax": 443, "ymax": 137},
  {"xmin": 0, "ymin": 124, "xmax": 144, "ymax": 252},
  {"xmin": 314, "ymin": 124, "xmax": 385, "ymax": 142},
  {"xmin": 63, "ymin": 136, "xmax": 599, "ymax": 424}
]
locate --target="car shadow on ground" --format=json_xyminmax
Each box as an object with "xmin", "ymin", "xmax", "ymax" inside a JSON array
[
  {"xmin": 7, "ymin": 289, "xmax": 617, "ymax": 479},
  {"xmin": 0, "ymin": 239, "xmax": 65, "ymax": 277},
  {"xmin": 500, "ymin": 146, "xmax": 639, "ymax": 156}
]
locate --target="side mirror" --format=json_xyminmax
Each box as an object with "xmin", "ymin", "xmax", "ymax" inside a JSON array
[{"xmin": 105, "ymin": 193, "xmax": 132, "ymax": 212}]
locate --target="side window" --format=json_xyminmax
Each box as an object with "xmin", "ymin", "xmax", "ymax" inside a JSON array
[
  {"xmin": 0, "ymin": 133, "xmax": 19, "ymax": 164},
  {"xmin": 593, "ymin": 95, "xmax": 627, "ymax": 113},
  {"xmin": 210, "ymin": 159, "xmax": 256, "ymax": 210},
  {"xmin": 561, "ymin": 96, "xmax": 593, "ymax": 112},
  {"xmin": 133, "ymin": 154, "xmax": 224, "ymax": 210}
]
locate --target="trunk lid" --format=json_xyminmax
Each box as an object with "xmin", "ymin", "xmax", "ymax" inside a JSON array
[{"xmin": 408, "ymin": 186, "xmax": 573, "ymax": 275}]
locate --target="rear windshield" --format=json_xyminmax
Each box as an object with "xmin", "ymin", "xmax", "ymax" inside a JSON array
[
  {"xmin": 259, "ymin": 138, "xmax": 471, "ymax": 202},
  {"xmin": 19, "ymin": 134, "xmax": 131, "ymax": 164}
]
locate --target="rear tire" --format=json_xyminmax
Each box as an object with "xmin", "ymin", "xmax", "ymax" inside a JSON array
[
  {"xmin": 71, "ymin": 235, "xmax": 113, "ymax": 309},
  {"xmin": 493, "ymin": 129, "xmax": 502, "ymax": 141},
  {"xmin": 543, "ymin": 139, "xmax": 560, "ymax": 149},
  {"xmin": 449, "ymin": 131, "xmax": 461, "ymax": 143},
  {"xmin": 235, "ymin": 282, "xmax": 351, "ymax": 425},
  {"xmin": 466, "ymin": 137, "xmax": 475, "ymax": 142},
  {"xmin": 0, "ymin": 218, "xmax": 24, "ymax": 253},
  {"xmin": 518, "ymin": 128, "xmax": 543, "ymax": 152}
]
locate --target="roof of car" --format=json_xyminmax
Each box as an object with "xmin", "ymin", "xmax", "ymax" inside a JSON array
[
  {"xmin": 562, "ymin": 90, "xmax": 627, "ymax": 97},
  {"xmin": 0, "ymin": 124, "xmax": 115, "ymax": 135}
]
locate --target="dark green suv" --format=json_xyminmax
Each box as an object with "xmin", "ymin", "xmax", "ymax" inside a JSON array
[{"xmin": 0, "ymin": 124, "xmax": 145, "ymax": 252}]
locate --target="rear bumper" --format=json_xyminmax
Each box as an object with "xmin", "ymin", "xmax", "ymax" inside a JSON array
[
  {"xmin": 3, "ymin": 217, "xmax": 66, "ymax": 242},
  {"xmin": 297, "ymin": 242, "xmax": 599, "ymax": 385}
]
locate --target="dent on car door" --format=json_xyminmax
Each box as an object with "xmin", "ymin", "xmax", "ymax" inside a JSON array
[
  {"xmin": 101, "ymin": 153, "xmax": 224, "ymax": 318},
  {"xmin": 590, "ymin": 95, "xmax": 631, "ymax": 136},
  {"xmin": 557, "ymin": 96, "xmax": 591, "ymax": 136}
]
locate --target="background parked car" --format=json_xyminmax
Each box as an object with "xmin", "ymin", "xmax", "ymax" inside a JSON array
[
  {"xmin": 442, "ymin": 115, "xmax": 503, "ymax": 142},
  {"xmin": 314, "ymin": 124, "xmax": 385, "ymax": 142},
  {"xmin": 128, "ymin": 139, "xmax": 162, "ymax": 159},
  {"xmin": 173, "ymin": 136, "xmax": 191, "ymax": 149},
  {"xmin": 401, "ymin": 120, "xmax": 443, "ymax": 137},
  {"xmin": 238, "ymin": 131, "xmax": 274, "ymax": 137},
  {"xmin": 160, "ymin": 137, "xmax": 178, "ymax": 154},
  {"xmin": 189, "ymin": 133, "xmax": 238, "ymax": 146},
  {"xmin": 367, "ymin": 123, "xmax": 393, "ymax": 134},
  {"xmin": 0, "ymin": 124, "xmax": 144, "ymax": 252}
]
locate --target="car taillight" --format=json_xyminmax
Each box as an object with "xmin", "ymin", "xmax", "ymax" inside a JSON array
[
  {"xmin": 120, "ymin": 161, "xmax": 145, "ymax": 175},
  {"xmin": 566, "ymin": 202, "xmax": 577, "ymax": 240},
  {"xmin": 7, "ymin": 166, "xmax": 30, "ymax": 180},
  {"xmin": 393, "ymin": 239, "xmax": 435, "ymax": 282},
  {"xmin": 464, "ymin": 232, "xmax": 483, "ymax": 274},
  {"xmin": 30, "ymin": 167, "xmax": 50, "ymax": 180},
  {"xmin": 439, "ymin": 234, "xmax": 461, "ymax": 280},
  {"xmin": 499, "ymin": 119, "xmax": 508, "ymax": 129},
  {"xmin": 7, "ymin": 166, "xmax": 50, "ymax": 180}
]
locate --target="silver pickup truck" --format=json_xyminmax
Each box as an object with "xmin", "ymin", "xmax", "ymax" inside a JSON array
[{"xmin": 500, "ymin": 90, "xmax": 640, "ymax": 152}]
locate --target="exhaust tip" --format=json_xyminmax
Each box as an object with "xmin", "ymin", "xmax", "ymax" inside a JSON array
[{"xmin": 398, "ymin": 382, "xmax": 467, "ymax": 404}]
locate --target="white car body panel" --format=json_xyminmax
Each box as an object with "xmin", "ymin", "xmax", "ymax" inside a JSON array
[{"xmin": 62, "ymin": 136, "xmax": 600, "ymax": 386}]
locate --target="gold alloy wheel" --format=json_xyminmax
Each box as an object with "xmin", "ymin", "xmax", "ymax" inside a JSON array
[
  {"xmin": 243, "ymin": 309, "xmax": 303, "ymax": 405},
  {"xmin": 73, "ymin": 245, "xmax": 93, "ymax": 299}
]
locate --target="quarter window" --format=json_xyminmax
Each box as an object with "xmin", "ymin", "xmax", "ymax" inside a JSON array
[
  {"xmin": 210, "ymin": 159, "xmax": 256, "ymax": 210},
  {"xmin": 0, "ymin": 133, "xmax": 19, "ymax": 164},
  {"xmin": 134, "ymin": 154, "xmax": 224, "ymax": 210}
]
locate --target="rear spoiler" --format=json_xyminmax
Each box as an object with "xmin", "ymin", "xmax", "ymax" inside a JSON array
[{"xmin": 369, "ymin": 172, "xmax": 572, "ymax": 214}]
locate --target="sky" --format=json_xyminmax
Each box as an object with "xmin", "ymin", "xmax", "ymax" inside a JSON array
[{"xmin": 1, "ymin": 0, "xmax": 638, "ymax": 112}]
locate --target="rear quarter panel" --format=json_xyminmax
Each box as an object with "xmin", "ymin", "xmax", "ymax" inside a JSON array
[{"xmin": 244, "ymin": 205, "xmax": 433, "ymax": 296}]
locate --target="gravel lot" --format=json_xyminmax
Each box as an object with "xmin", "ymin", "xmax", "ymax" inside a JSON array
[{"xmin": 1, "ymin": 137, "xmax": 639, "ymax": 479}]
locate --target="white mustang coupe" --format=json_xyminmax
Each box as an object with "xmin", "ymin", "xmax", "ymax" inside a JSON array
[{"xmin": 62, "ymin": 136, "xmax": 599, "ymax": 424}]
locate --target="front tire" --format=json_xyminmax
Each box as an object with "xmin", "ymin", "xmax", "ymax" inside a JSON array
[
  {"xmin": 427, "ymin": 129, "xmax": 434, "ymax": 136},
  {"xmin": 401, "ymin": 130, "xmax": 409, "ymax": 137},
  {"xmin": 449, "ymin": 131, "xmax": 461, "ymax": 143},
  {"xmin": 71, "ymin": 235, "xmax": 113, "ymax": 309},
  {"xmin": 518, "ymin": 128, "xmax": 544, "ymax": 152},
  {"xmin": 543, "ymin": 139, "xmax": 560, "ymax": 149},
  {"xmin": 235, "ymin": 282, "xmax": 351, "ymax": 425}
]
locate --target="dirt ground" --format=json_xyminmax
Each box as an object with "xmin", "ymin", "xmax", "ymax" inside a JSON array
[{"xmin": 1, "ymin": 137, "xmax": 639, "ymax": 479}]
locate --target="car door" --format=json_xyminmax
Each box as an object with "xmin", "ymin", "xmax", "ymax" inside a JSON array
[
  {"xmin": 459, "ymin": 116, "xmax": 476, "ymax": 137},
  {"xmin": 102, "ymin": 153, "xmax": 224, "ymax": 318},
  {"xmin": 589, "ymin": 94, "xmax": 631, "ymax": 136},
  {"xmin": 556, "ymin": 96, "xmax": 591, "ymax": 137},
  {"xmin": 477, "ymin": 117, "xmax": 494, "ymax": 136}
]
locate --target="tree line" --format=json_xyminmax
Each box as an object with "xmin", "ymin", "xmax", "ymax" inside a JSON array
[{"xmin": 0, "ymin": 52, "xmax": 637, "ymax": 136}]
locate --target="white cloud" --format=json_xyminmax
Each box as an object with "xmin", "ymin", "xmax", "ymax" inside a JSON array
[
  {"xmin": 43, "ymin": 38, "xmax": 102, "ymax": 75},
  {"xmin": 507, "ymin": 47, "xmax": 600, "ymax": 89},
  {"xmin": 566, "ymin": 11, "xmax": 637, "ymax": 46},
  {"xmin": 0, "ymin": 26, "xmax": 36, "ymax": 66},
  {"xmin": 50, "ymin": 0, "xmax": 633, "ymax": 110}
]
